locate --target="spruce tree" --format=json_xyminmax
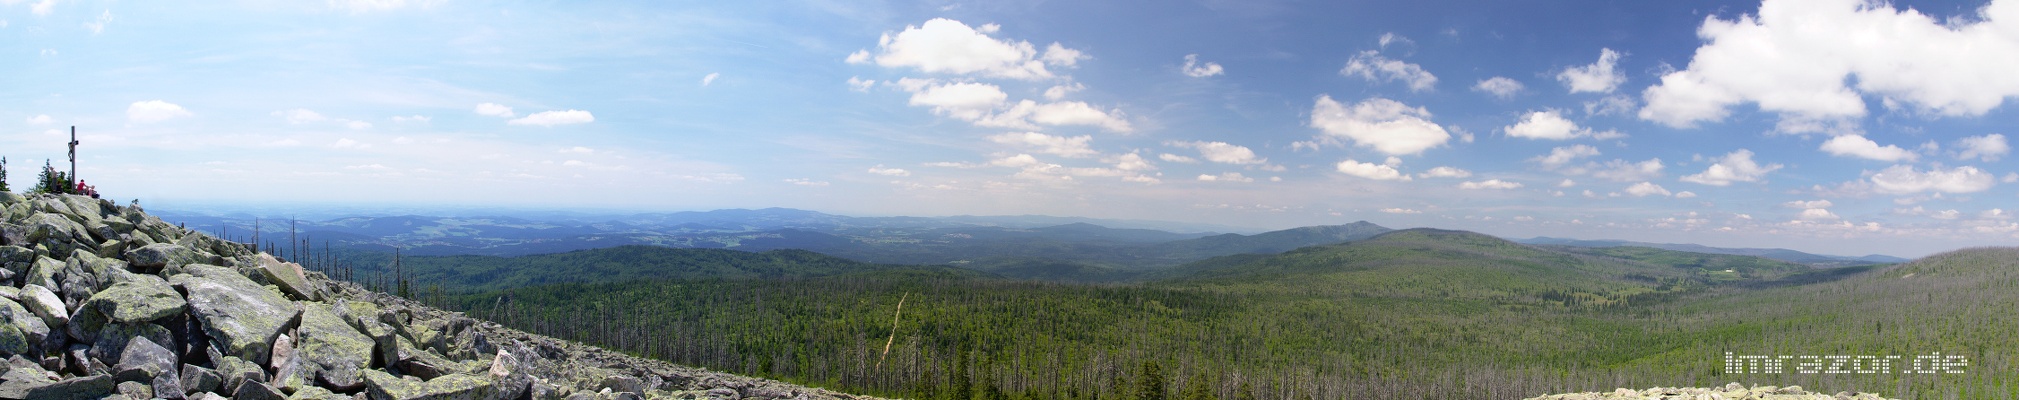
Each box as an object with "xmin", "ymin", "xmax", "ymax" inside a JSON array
[
  {"xmin": 1133, "ymin": 361, "xmax": 1166, "ymax": 400},
  {"xmin": 0, "ymin": 156, "xmax": 9, "ymax": 192},
  {"xmin": 1234, "ymin": 381, "xmax": 1255, "ymax": 400},
  {"xmin": 1180, "ymin": 372, "xmax": 1216, "ymax": 400}
]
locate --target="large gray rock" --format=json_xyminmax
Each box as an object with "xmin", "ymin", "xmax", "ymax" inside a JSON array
[
  {"xmin": 254, "ymin": 254, "xmax": 320, "ymax": 301},
  {"xmin": 57, "ymin": 250, "xmax": 131, "ymax": 307},
  {"xmin": 18, "ymin": 284, "xmax": 68, "ymax": 329},
  {"xmin": 170, "ymin": 264, "xmax": 301, "ymax": 366},
  {"xmin": 23, "ymin": 373, "xmax": 116, "ymax": 400},
  {"xmin": 23, "ymin": 256, "xmax": 61, "ymax": 293},
  {"xmin": 24, "ymin": 213, "xmax": 92, "ymax": 257},
  {"xmin": 0, "ymin": 297, "xmax": 49, "ymax": 356},
  {"xmin": 231, "ymin": 380, "xmax": 286, "ymax": 400},
  {"xmin": 123, "ymin": 243, "xmax": 205, "ymax": 275},
  {"xmin": 87, "ymin": 323, "xmax": 173, "ymax": 366},
  {"xmin": 112, "ymin": 336, "xmax": 178, "ymax": 383},
  {"xmin": 79, "ymin": 276, "xmax": 185, "ymax": 324},
  {"xmin": 152, "ymin": 372, "xmax": 188, "ymax": 400},
  {"xmin": 0, "ymin": 364, "xmax": 59, "ymax": 398},
  {"xmin": 180, "ymin": 364, "xmax": 222, "ymax": 394},
  {"xmin": 296, "ymin": 303, "xmax": 374, "ymax": 390},
  {"xmin": 0, "ymin": 245, "xmax": 34, "ymax": 272},
  {"xmin": 364, "ymin": 370, "xmax": 498, "ymax": 400},
  {"xmin": 214, "ymin": 356, "xmax": 266, "ymax": 396}
]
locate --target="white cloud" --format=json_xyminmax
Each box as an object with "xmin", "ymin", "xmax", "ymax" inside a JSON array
[
  {"xmin": 1798, "ymin": 208, "xmax": 1840, "ymax": 220},
  {"xmin": 82, "ymin": 10, "xmax": 110, "ymax": 34},
  {"xmin": 1181, "ymin": 54, "xmax": 1225, "ymax": 77},
  {"xmin": 1336, "ymin": 159, "xmax": 1410, "ymax": 181},
  {"xmin": 1459, "ymin": 179, "xmax": 1523, "ymax": 190},
  {"xmin": 784, "ymin": 178, "xmax": 830, "ymax": 187},
  {"xmin": 1984, "ymin": 209, "xmax": 2011, "ymax": 219},
  {"xmin": 1587, "ymin": 158, "xmax": 1666, "ymax": 182},
  {"xmin": 1955, "ymin": 134, "xmax": 2009, "ymax": 161},
  {"xmin": 1623, "ymin": 181, "xmax": 1672, "ymax": 197},
  {"xmin": 1675, "ymin": 191, "xmax": 1698, "ymax": 198},
  {"xmin": 1171, "ymin": 141, "xmax": 1265, "ymax": 165},
  {"xmin": 25, "ymin": 114, "xmax": 53, "ymax": 125},
  {"xmin": 508, "ymin": 110, "xmax": 595, "ymax": 126},
  {"xmin": 1819, "ymin": 134, "xmax": 1917, "ymax": 162},
  {"xmin": 989, "ymin": 132, "xmax": 1096, "ymax": 158},
  {"xmin": 701, "ymin": 72, "xmax": 721, "ymax": 86},
  {"xmin": 908, "ymin": 82, "xmax": 1008, "ymax": 120},
  {"xmin": 981, "ymin": 100, "xmax": 1132, "ymax": 132},
  {"xmin": 1558, "ymin": 179, "xmax": 1576, "ymax": 187},
  {"xmin": 1042, "ymin": 83, "xmax": 1084, "ymax": 100},
  {"xmin": 1473, "ymin": 77, "xmax": 1524, "ymax": 99},
  {"xmin": 560, "ymin": 147, "xmax": 595, "ymax": 154},
  {"xmin": 1584, "ymin": 95, "xmax": 1637, "ymax": 116},
  {"xmin": 1639, "ymin": 0, "xmax": 2019, "ymax": 128},
  {"xmin": 2005, "ymin": 173, "xmax": 2019, "ymax": 183},
  {"xmin": 1197, "ymin": 172, "xmax": 1254, "ymax": 183},
  {"xmin": 990, "ymin": 154, "xmax": 1043, "ymax": 168},
  {"xmin": 392, "ymin": 115, "xmax": 430, "ymax": 123},
  {"xmin": 1418, "ymin": 166, "xmax": 1471, "ymax": 179},
  {"xmin": 847, "ymin": 77, "xmax": 877, "ymax": 92},
  {"xmin": 1340, "ymin": 51, "xmax": 1437, "ymax": 92},
  {"xmin": 1503, "ymin": 110, "xmax": 1599, "ymax": 140},
  {"xmin": 868, "ymin": 165, "xmax": 912, "ymax": 176},
  {"xmin": 1107, "ymin": 153, "xmax": 1155, "ymax": 171},
  {"xmin": 1784, "ymin": 199, "xmax": 1833, "ymax": 209},
  {"xmin": 1557, "ymin": 48, "xmax": 1625, "ymax": 93},
  {"xmin": 1868, "ymin": 164, "xmax": 1996, "ymax": 194},
  {"xmin": 273, "ymin": 108, "xmax": 327, "ymax": 124},
  {"xmin": 1378, "ymin": 32, "xmax": 1415, "ymax": 49},
  {"xmin": 1380, "ymin": 207, "xmax": 1422, "ymax": 214},
  {"xmin": 1680, "ymin": 149, "xmax": 1780, "ymax": 186},
  {"xmin": 1533, "ymin": 145, "xmax": 1600, "ymax": 168},
  {"xmin": 127, "ymin": 100, "xmax": 192, "ymax": 123},
  {"xmin": 474, "ymin": 103, "xmax": 515, "ymax": 118},
  {"xmin": 1935, "ymin": 209, "xmax": 1962, "ymax": 219},
  {"xmin": 1158, "ymin": 153, "xmax": 1197, "ymax": 163},
  {"xmin": 30, "ymin": 0, "xmax": 53, "ymax": 16},
  {"xmin": 860, "ymin": 18, "xmax": 1076, "ymax": 80},
  {"xmin": 1308, "ymin": 95, "xmax": 1451, "ymax": 155},
  {"xmin": 345, "ymin": 120, "xmax": 373, "ymax": 130},
  {"xmin": 331, "ymin": 138, "xmax": 369, "ymax": 149}
]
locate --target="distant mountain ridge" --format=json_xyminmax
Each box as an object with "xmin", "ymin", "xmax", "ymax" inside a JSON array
[{"xmin": 1515, "ymin": 236, "xmax": 1905, "ymax": 266}]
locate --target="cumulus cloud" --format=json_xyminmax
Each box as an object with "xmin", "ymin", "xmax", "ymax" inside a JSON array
[
  {"xmin": 1868, "ymin": 164, "xmax": 1996, "ymax": 194},
  {"xmin": 1624, "ymin": 182, "xmax": 1672, "ymax": 197},
  {"xmin": 25, "ymin": 114, "xmax": 54, "ymax": 125},
  {"xmin": 1042, "ymin": 83, "xmax": 1084, "ymax": 100},
  {"xmin": 1504, "ymin": 110, "xmax": 1605, "ymax": 140},
  {"xmin": 1533, "ymin": 145, "xmax": 1601, "ymax": 169},
  {"xmin": 1197, "ymin": 172, "xmax": 1254, "ymax": 182},
  {"xmin": 1380, "ymin": 207, "xmax": 1423, "ymax": 214},
  {"xmin": 1819, "ymin": 134, "xmax": 1917, "ymax": 162},
  {"xmin": 868, "ymin": 165, "xmax": 912, "ymax": 176},
  {"xmin": 1680, "ymin": 149, "xmax": 1780, "ymax": 186},
  {"xmin": 1585, "ymin": 158, "xmax": 1666, "ymax": 182},
  {"xmin": 1418, "ymin": 166, "xmax": 1471, "ymax": 179},
  {"xmin": 1459, "ymin": 179, "xmax": 1523, "ymax": 190},
  {"xmin": 847, "ymin": 77, "xmax": 877, "ymax": 92},
  {"xmin": 1557, "ymin": 48, "xmax": 1625, "ymax": 93},
  {"xmin": 508, "ymin": 110, "xmax": 595, "ymax": 126},
  {"xmin": 1955, "ymin": 134, "xmax": 2009, "ymax": 161},
  {"xmin": 701, "ymin": 72, "xmax": 720, "ymax": 86},
  {"xmin": 1340, "ymin": 51, "xmax": 1437, "ymax": 92},
  {"xmin": 1639, "ymin": 0, "xmax": 2019, "ymax": 128},
  {"xmin": 1336, "ymin": 159, "xmax": 1410, "ymax": 181},
  {"xmin": 855, "ymin": 18, "xmax": 1078, "ymax": 80},
  {"xmin": 1584, "ymin": 95, "xmax": 1638, "ymax": 116},
  {"xmin": 345, "ymin": 120, "xmax": 373, "ymax": 130},
  {"xmin": 1473, "ymin": 77, "xmax": 1524, "ymax": 99},
  {"xmin": 127, "ymin": 100, "xmax": 192, "ymax": 123},
  {"xmin": 989, "ymin": 132, "xmax": 1096, "ymax": 158},
  {"xmin": 908, "ymin": 81, "xmax": 1009, "ymax": 120},
  {"xmin": 329, "ymin": 0, "xmax": 445, "ymax": 13},
  {"xmin": 1106, "ymin": 153, "xmax": 1155, "ymax": 171},
  {"xmin": 784, "ymin": 178, "xmax": 830, "ymax": 187},
  {"xmin": 1308, "ymin": 95, "xmax": 1451, "ymax": 155},
  {"xmin": 392, "ymin": 115, "xmax": 430, "ymax": 123},
  {"xmin": 1675, "ymin": 191, "xmax": 1698, "ymax": 198},
  {"xmin": 981, "ymin": 100, "xmax": 1132, "ymax": 132},
  {"xmin": 1171, "ymin": 141, "xmax": 1266, "ymax": 165},
  {"xmin": 474, "ymin": 103, "xmax": 515, "ymax": 118},
  {"xmin": 1181, "ymin": 54, "xmax": 1224, "ymax": 77},
  {"xmin": 1158, "ymin": 153, "xmax": 1197, "ymax": 163}
]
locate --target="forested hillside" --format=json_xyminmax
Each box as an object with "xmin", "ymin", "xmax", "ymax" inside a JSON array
[{"xmin": 408, "ymin": 229, "xmax": 2007, "ymax": 400}]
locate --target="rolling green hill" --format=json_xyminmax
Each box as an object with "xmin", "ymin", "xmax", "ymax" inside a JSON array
[
  {"xmin": 365, "ymin": 245, "xmax": 990, "ymax": 294},
  {"xmin": 408, "ymin": 228, "xmax": 2019, "ymax": 400}
]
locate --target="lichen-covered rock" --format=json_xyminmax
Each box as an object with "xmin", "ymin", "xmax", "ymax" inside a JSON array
[
  {"xmin": 87, "ymin": 323, "xmax": 173, "ymax": 367},
  {"xmin": 152, "ymin": 372, "xmax": 187, "ymax": 400},
  {"xmin": 23, "ymin": 256, "xmax": 61, "ymax": 293},
  {"xmin": 180, "ymin": 364, "xmax": 222, "ymax": 395},
  {"xmin": 365, "ymin": 370, "xmax": 498, "ymax": 400},
  {"xmin": 78, "ymin": 276, "xmax": 185, "ymax": 325},
  {"xmin": 112, "ymin": 336, "xmax": 177, "ymax": 383},
  {"xmin": 24, "ymin": 373, "xmax": 116, "ymax": 400},
  {"xmin": 214, "ymin": 356, "xmax": 266, "ymax": 396},
  {"xmin": 296, "ymin": 303, "xmax": 374, "ymax": 391},
  {"xmin": 231, "ymin": 380, "xmax": 286, "ymax": 400},
  {"xmin": 255, "ymin": 254, "xmax": 320, "ymax": 301},
  {"xmin": 0, "ymin": 296, "xmax": 50, "ymax": 356},
  {"xmin": 0, "ymin": 363, "xmax": 59, "ymax": 398},
  {"xmin": 123, "ymin": 243, "xmax": 205, "ymax": 275},
  {"xmin": 171, "ymin": 264, "xmax": 301, "ymax": 366},
  {"xmin": 115, "ymin": 380, "xmax": 153, "ymax": 400},
  {"xmin": 19, "ymin": 284, "xmax": 68, "ymax": 329}
]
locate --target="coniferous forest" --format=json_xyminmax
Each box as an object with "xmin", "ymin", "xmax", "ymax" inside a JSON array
[{"xmin": 354, "ymin": 229, "xmax": 2019, "ymax": 400}]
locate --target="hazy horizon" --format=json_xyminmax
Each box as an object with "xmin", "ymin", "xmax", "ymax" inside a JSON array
[{"xmin": 4, "ymin": 0, "xmax": 2015, "ymax": 260}]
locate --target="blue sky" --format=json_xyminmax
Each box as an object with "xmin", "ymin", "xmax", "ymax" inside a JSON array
[{"xmin": 3, "ymin": 0, "xmax": 2016, "ymax": 257}]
